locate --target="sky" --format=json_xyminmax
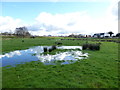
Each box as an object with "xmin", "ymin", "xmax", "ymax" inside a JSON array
[{"xmin": 0, "ymin": 0, "xmax": 119, "ymax": 36}]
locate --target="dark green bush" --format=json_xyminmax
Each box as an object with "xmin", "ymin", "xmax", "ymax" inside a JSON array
[{"xmin": 89, "ymin": 44, "xmax": 94, "ymax": 50}]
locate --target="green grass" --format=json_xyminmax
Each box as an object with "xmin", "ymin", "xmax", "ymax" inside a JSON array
[
  {"xmin": 2, "ymin": 37, "xmax": 119, "ymax": 88},
  {"xmin": 2, "ymin": 37, "xmax": 86, "ymax": 53}
]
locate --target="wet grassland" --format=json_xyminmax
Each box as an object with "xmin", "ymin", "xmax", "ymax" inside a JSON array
[{"xmin": 2, "ymin": 37, "xmax": 119, "ymax": 88}]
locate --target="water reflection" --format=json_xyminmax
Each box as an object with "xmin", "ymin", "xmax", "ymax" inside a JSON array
[
  {"xmin": 0, "ymin": 46, "xmax": 88, "ymax": 67},
  {"xmin": 0, "ymin": 51, "xmax": 21, "ymax": 58},
  {"xmin": 57, "ymin": 46, "xmax": 82, "ymax": 50}
]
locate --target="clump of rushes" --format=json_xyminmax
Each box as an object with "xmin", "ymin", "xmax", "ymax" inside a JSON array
[
  {"xmin": 51, "ymin": 45, "xmax": 57, "ymax": 50},
  {"xmin": 82, "ymin": 43, "xmax": 100, "ymax": 50},
  {"xmin": 43, "ymin": 47, "xmax": 47, "ymax": 52},
  {"xmin": 48, "ymin": 48, "xmax": 52, "ymax": 52},
  {"xmin": 22, "ymin": 40, "xmax": 24, "ymax": 42},
  {"xmin": 43, "ymin": 45, "xmax": 57, "ymax": 53}
]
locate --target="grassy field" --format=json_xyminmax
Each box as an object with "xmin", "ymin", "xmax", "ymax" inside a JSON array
[
  {"xmin": 2, "ymin": 37, "xmax": 119, "ymax": 88},
  {"xmin": 2, "ymin": 37, "xmax": 87, "ymax": 53}
]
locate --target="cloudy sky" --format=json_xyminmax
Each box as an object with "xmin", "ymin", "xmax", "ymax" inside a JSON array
[{"xmin": 0, "ymin": 0, "xmax": 119, "ymax": 36}]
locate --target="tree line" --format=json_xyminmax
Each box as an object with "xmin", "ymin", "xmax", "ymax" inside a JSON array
[
  {"xmin": 1, "ymin": 26, "xmax": 31, "ymax": 38},
  {"xmin": 1, "ymin": 27, "xmax": 120, "ymax": 38}
]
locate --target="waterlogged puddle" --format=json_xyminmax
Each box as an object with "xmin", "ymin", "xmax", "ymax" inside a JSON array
[
  {"xmin": 0, "ymin": 46, "xmax": 88, "ymax": 67},
  {"xmin": 38, "ymin": 51, "xmax": 88, "ymax": 65}
]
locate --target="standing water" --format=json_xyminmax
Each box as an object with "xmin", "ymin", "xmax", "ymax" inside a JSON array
[{"xmin": 0, "ymin": 46, "xmax": 88, "ymax": 67}]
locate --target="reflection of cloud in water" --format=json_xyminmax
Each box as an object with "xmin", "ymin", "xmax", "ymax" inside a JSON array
[
  {"xmin": 58, "ymin": 46, "xmax": 82, "ymax": 50},
  {"xmin": 0, "ymin": 46, "xmax": 45, "ymax": 59},
  {"xmin": 1, "ymin": 46, "xmax": 88, "ymax": 67},
  {"xmin": 30, "ymin": 46, "xmax": 49, "ymax": 54},
  {"xmin": 36, "ymin": 51, "xmax": 88, "ymax": 63},
  {"xmin": 0, "ymin": 51, "xmax": 21, "ymax": 58}
]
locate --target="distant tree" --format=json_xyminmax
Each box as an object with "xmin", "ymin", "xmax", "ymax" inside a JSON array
[
  {"xmin": 1, "ymin": 32, "xmax": 9, "ymax": 36},
  {"xmin": 108, "ymin": 31, "xmax": 114, "ymax": 37},
  {"xmin": 68, "ymin": 34, "xmax": 75, "ymax": 37},
  {"xmin": 9, "ymin": 30, "xmax": 12, "ymax": 36},
  {"xmin": 15, "ymin": 26, "xmax": 31, "ymax": 38}
]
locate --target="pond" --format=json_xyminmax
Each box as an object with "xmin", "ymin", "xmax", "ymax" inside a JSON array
[{"xmin": 0, "ymin": 46, "xmax": 88, "ymax": 67}]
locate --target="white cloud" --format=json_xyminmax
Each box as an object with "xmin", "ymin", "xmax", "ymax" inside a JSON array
[
  {"xmin": 28, "ymin": 8, "xmax": 117, "ymax": 36},
  {"xmin": 0, "ymin": 16, "xmax": 25, "ymax": 33},
  {"xmin": 27, "ymin": 0, "xmax": 118, "ymax": 36},
  {"xmin": 104, "ymin": 0, "xmax": 118, "ymax": 33},
  {"xmin": 34, "ymin": 12, "xmax": 96, "ymax": 35},
  {"xmin": 0, "ymin": 0, "xmax": 118, "ymax": 36}
]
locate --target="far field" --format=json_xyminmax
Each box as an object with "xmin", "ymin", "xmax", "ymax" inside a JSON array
[{"xmin": 1, "ymin": 36, "xmax": 120, "ymax": 88}]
